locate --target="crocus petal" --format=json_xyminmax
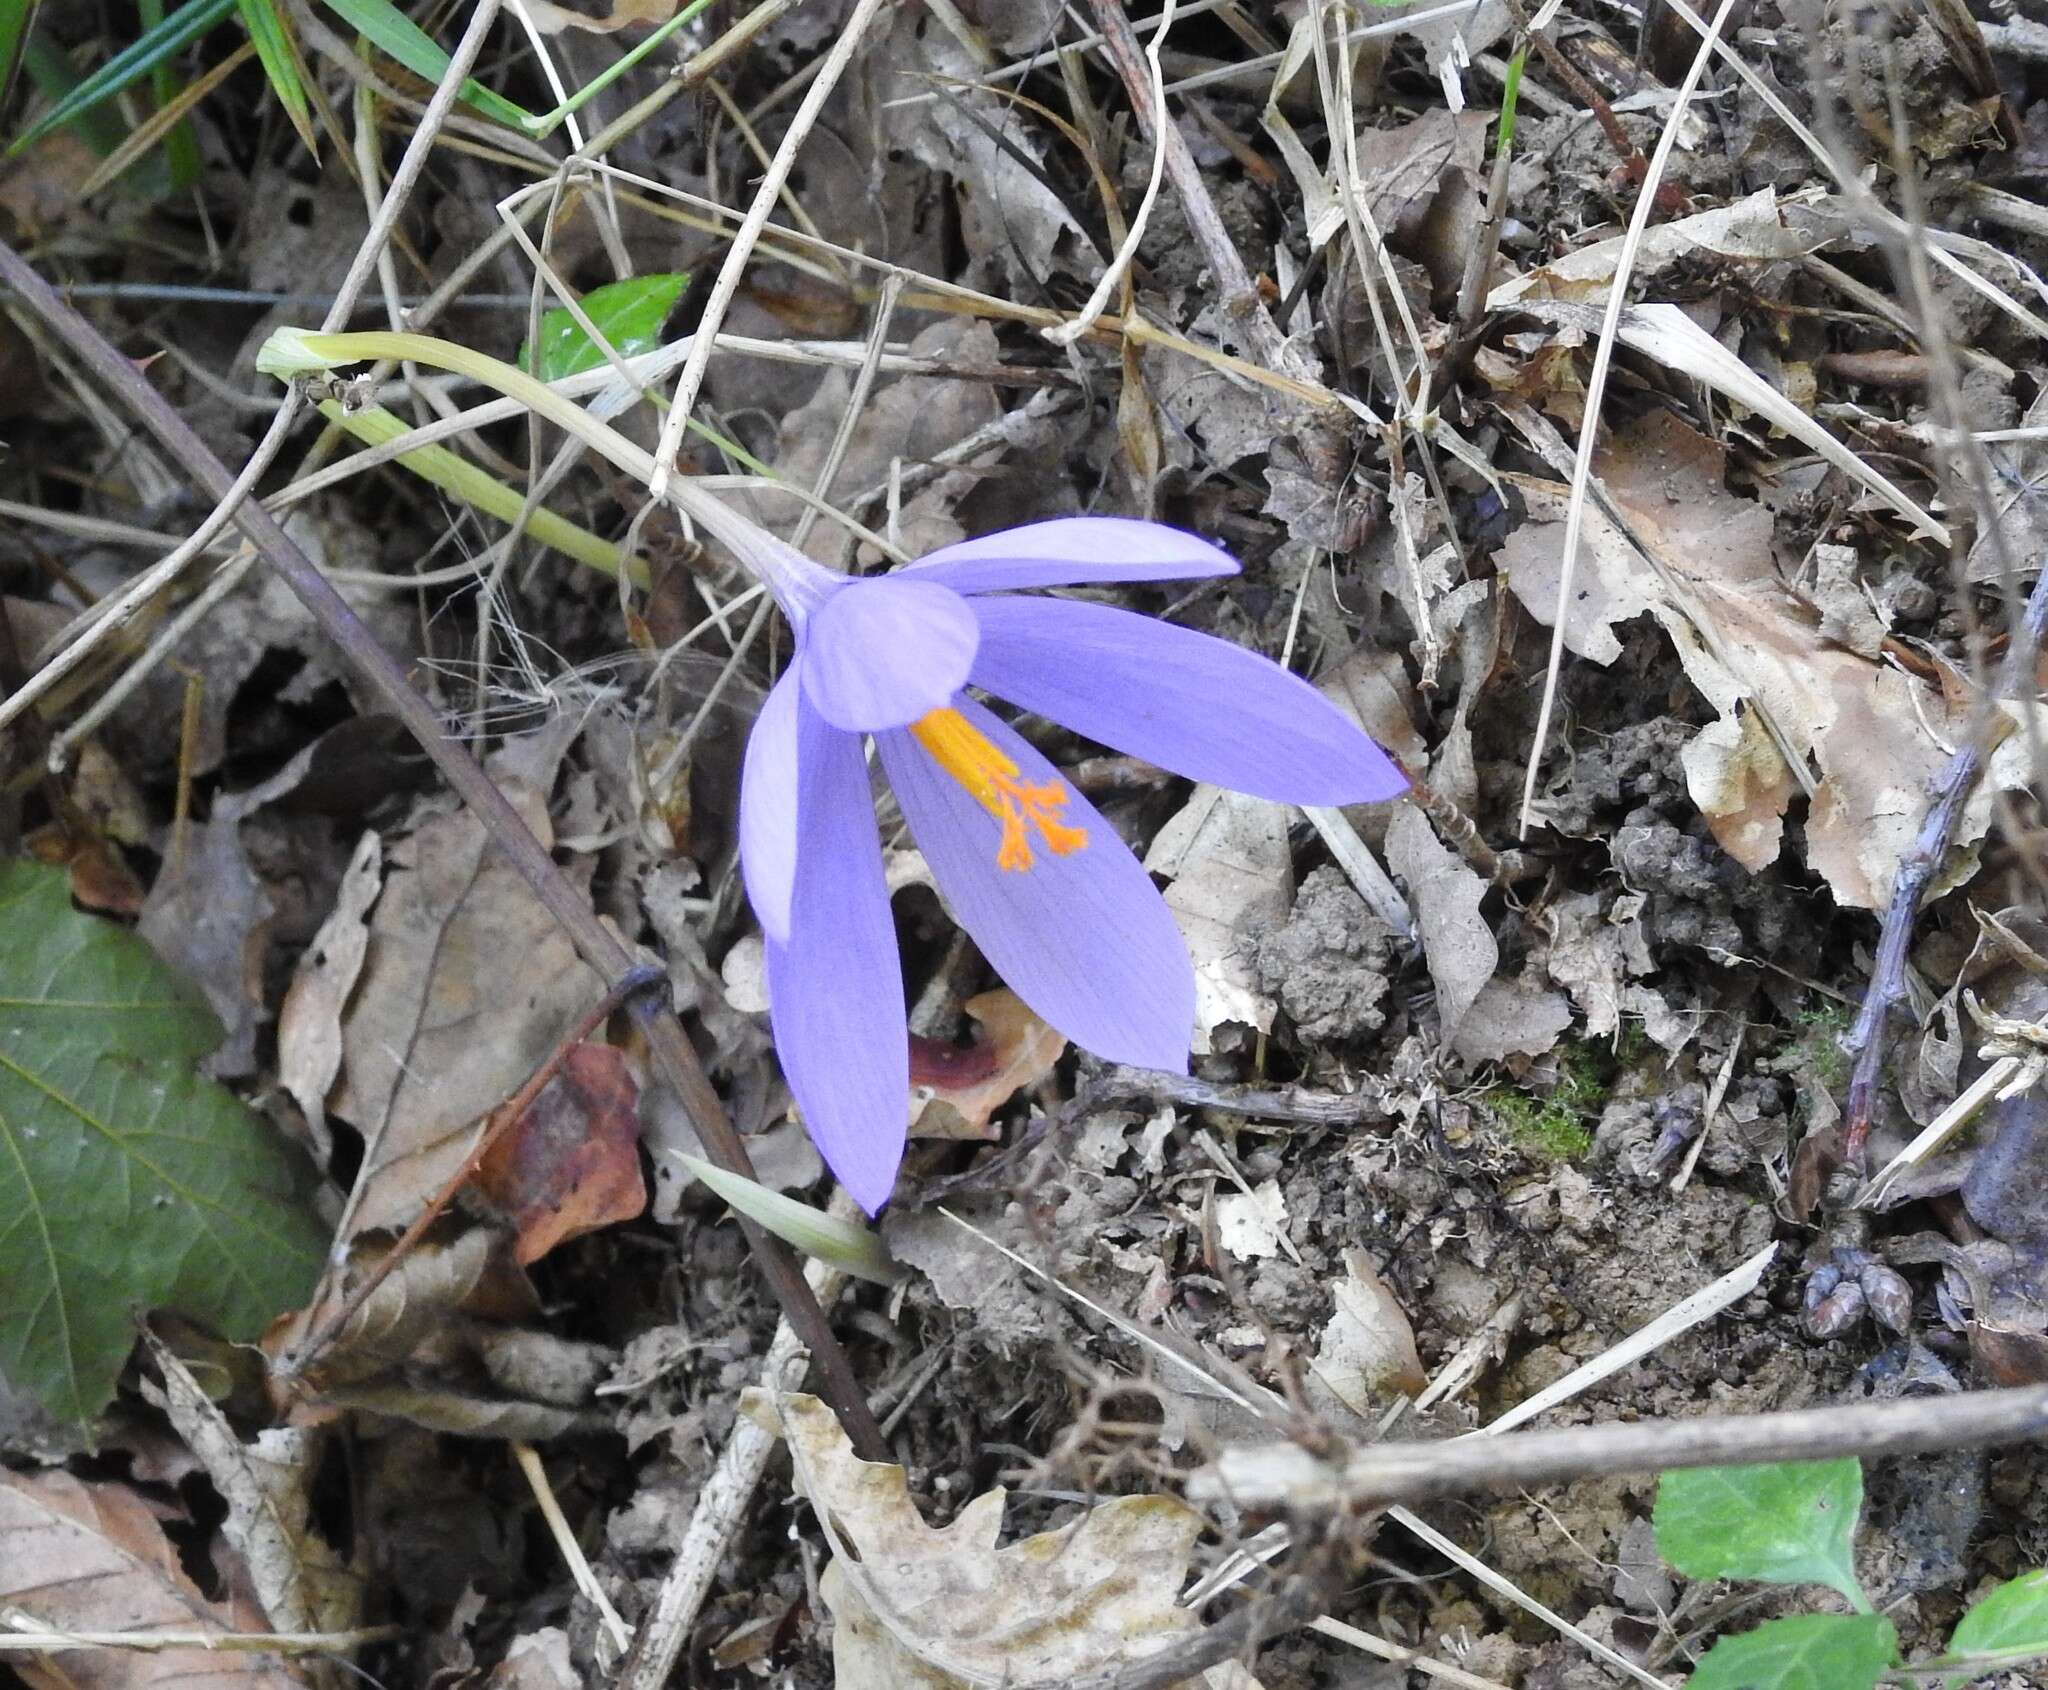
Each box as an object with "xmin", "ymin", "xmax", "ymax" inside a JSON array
[
  {"xmin": 800, "ymin": 577, "xmax": 978, "ymax": 731},
  {"xmin": 762, "ymin": 700, "xmax": 908, "ymax": 1214},
  {"xmin": 738, "ymin": 666, "xmax": 803, "ymax": 943},
  {"xmin": 969, "ymin": 596, "xmax": 1411, "ymax": 805},
  {"xmin": 875, "ymin": 698, "xmax": 1194, "ymax": 1071},
  {"xmin": 905, "ymin": 517, "xmax": 1240, "ymax": 596}
]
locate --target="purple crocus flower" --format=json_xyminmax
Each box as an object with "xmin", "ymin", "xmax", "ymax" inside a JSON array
[{"xmin": 732, "ymin": 516, "xmax": 1408, "ymax": 1212}]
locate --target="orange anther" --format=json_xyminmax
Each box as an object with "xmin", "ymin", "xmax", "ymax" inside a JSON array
[{"xmin": 910, "ymin": 708, "xmax": 1088, "ymax": 872}]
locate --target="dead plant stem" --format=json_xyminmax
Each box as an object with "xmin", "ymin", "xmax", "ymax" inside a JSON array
[
  {"xmin": 647, "ymin": 0, "xmax": 891, "ymax": 500},
  {"xmin": 1198, "ymin": 1382, "xmax": 2048, "ymax": 1508}
]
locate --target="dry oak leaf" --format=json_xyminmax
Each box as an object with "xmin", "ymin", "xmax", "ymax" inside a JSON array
[
  {"xmin": 328, "ymin": 771, "xmax": 602, "ymax": 1237},
  {"xmin": 741, "ymin": 1391, "xmax": 1262, "ymax": 1690},
  {"xmin": 475, "ymin": 1042, "xmax": 646, "ymax": 1265},
  {"xmin": 0, "ymin": 1468, "xmax": 308, "ymax": 1689}
]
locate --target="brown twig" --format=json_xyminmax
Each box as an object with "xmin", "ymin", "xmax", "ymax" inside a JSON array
[
  {"xmin": 0, "ymin": 240, "xmax": 889, "ymax": 1462},
  {"xmin": 1195, "ymin": 1380, "xmax": 2048, "ymax": 1509},
  {"xmin": 280, "ymin": 966, "xmax": 667, "ymax": 1383}
]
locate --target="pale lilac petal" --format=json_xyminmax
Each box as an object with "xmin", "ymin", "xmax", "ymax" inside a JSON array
[
  {"xmin": 762, "ymin": 700, "xmax": 907, "ymax": 1213},
  {"xmin": 875, "ymin": 699, "xmax": 1194, "ymax": 1071},
  {"xmin": 905, "ymin": 517, "xmax": 1240, "ymax": 596},
  {"xmin": 800, "ymin": 577, "xmax": 978, "ymax": 731},
  {"xmin": 738, "ymin": 666, "xmax": 803, "ymax": 942},
  {"xmin": 969, "ymin": 596, "xmax": 1411, "ymax": 805}
]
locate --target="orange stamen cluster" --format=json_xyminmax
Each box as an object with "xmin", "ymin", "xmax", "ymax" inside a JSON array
[{"xmin": 910, "ymin": 707, "xmax": 1088, "ymax": 872}]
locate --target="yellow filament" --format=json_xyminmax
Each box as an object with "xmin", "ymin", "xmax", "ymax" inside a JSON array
[{"xmin": 909, "ymin": 707, "xmax": 1088, "ymax": 872}]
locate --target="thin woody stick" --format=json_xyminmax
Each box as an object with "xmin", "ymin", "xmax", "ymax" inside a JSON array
[{"xmin": 1194, "ymin": 1381, "xmax": 2048, "ymax": 1509}]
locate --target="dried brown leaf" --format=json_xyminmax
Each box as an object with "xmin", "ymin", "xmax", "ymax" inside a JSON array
[
  {"xmin": 0, "ymin": 1469, "xmax": 307, "ymax": 1689},
  {"xmin": 145, "ymin": 1335, "xmax": 361, "ymax": 1647},
  {"xmin": 1497, "ymin": 411, "xmax": 2032, "ymax": 909},
  {"xmin": 329, "ymin": 767, "xmax": 602, "ymax": 1237},
  {"xmin": 740, "ymin": 1392, "xmax": 1261, "ymax": 1690},
  {"xmin": 1308, "ymin": 1249, "xmax": 1426, "ymax": 1417},
  {"xmin": 910, "ymin": 989, "xmax": 1067, "ymax": 1142},
  {"xmin": 1385, "ymin": 805, "xmax": 1493, "ymax": 1046},
  {"xmin": 278, "ymin": 830, "xmax": 381, "ymax": 1158},
  {"xmin": 475, "ymin": 1042, "xmax": 646, "ymax": 1265}
]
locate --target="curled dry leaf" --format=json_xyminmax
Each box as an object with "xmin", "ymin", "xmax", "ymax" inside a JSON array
[
  {"xmin": 1146, "ymin": 785, "xmax": 1293, "ymax": 1053},
  {"xmin": 0, "ymin": 1468, "xmax": 307, "ymax": 1689},
  {"xmin": 740, "ymin": 1392, "xmax": 1262, "ymax": 1690},
  {"xmin": 474, "ymin": 1042, "xmax": 646, "ymax": 1265},
  {"xmin": 139, "ymin": 816, "xmax": 273, "ymax": 1079},
  {"xmin": 267, "ymin": 1226, "xmax": 498, "ymax": 1402},
  {"xmin": 145, "ymin": 1335, "xmax": 361, "ymax": 1650},
  {"xmin": 1308, "ymin": 1249, "xmax": 1427, "ymax": 1418},
  {"xmin": 278, "ymin": 830, "xmax": 381, "ymax": 1157},
  {"xmin": 911, "ymin": 989, "xmax": 1068, "ymax": 1142},
  {"xmin": 1488, "ymin": 187, "xmax": 1841, "ymax": 307},
  {"xmin": 1385, "ymin": 805, "xmax": 1493, "ymax": 1045}
]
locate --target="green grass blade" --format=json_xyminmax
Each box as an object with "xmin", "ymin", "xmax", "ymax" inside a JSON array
[
  {"xmin": 316, "ymin": 398, "xmax": 638, "ymax": 584},
  {"xmin": 233, "ymin": 0, "xmax": 316, "ymax": 151},
  {"xmin": 676, "ymin": 1154, "xmax": 902, "ymax": 1287},
  {"xmin": 316, "ymin": 0, "xmax": 536, "ymax": 130},
  {"xmin": 0, "ymin": 0, "xmax": 42, "ymax": 120},
  {"xmin": 137, "ymin": 0, "xmax": 203, "ymax": 189},
  {"xmin": 20, "ymin": 37, "xmax": 131, "ymax": 159},
  {"xmin": 8, "ymin": 0, "xmax": 233, "ymax": 154}
]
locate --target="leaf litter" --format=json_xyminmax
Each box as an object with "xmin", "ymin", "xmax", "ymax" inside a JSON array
[{"xmin": 7, "ymin": 0, "xmax": 2048, "ymax": 1685}]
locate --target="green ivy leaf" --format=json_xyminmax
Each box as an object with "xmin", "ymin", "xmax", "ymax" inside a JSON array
[
  {"xmin": 519, "ymin": 273, "xmax": 689, "ymax": 382},
  {"xmin": 1655, "ymin": 1460, "xmax": 1868, "ymax": 1606},
  {"xmin": 1688, "ymin": 1615, "xmax": 1898, "ymax": 1690},
  {"xmin": 0, "ymin": 861, "xmax": 325, "ymax": 1434},
  {"xmin": 1946, "ymin": 1569, "xmax": 2048, "ymax": 1685}
]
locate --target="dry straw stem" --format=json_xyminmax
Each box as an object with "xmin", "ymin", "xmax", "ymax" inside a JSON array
[
  {"xmin": 0, "ymin": 243, "xmax": 888, "ymax": 1463},
  {"xmin": 0, "ymin": 1624, "xmax": 400, "ymax": 1656},
  {"xmin": 616, "ymin": 1252, "xmax": 851, "ymax": 1690},
  {"xmin": 1515, "ymin": 0, "xmax": 1739, "ymax": 838},
  {"xmin": 647, "ymin": 0, "xmax": 891, "ymax": 500},
  {"xmin": 1194, "ymin": 1380, "xmax": 2048, "ymax": 1509}
]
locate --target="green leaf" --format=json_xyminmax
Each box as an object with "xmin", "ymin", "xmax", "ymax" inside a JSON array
[
  {"xmin": 675, "ymin": 1154, "xmax": 901, "ymax": 1287},
  {"xmin": 316, "ymin": 0, "xmax": 535, "ymax": 130},
  {"xmin": 1946, "ymin": 1569, "xmax": 2048, "ymax": 1685},
  {"xmin": 0, "ymin": 0, "xmax": 41, "ymax": 120},
  {"xmin": 233, "ymin": 0, "xmax": 315, "ymax": 151},
  {"xmin": 8, "ymin": 0, "xmax": 233, "ymax": 155},
  {"xmin": 19, "ymin": 36, "xmax": 132, "ymax": 160},
  {"xmin": 1688, "ymin": 1615, "xmax": 1898, "ymax": 1690},
  {"xmin": 136, "ymin": 0, "xmax": 203, "ymax": 189},
  {"xmin": 0, "ymin": 861, "xmax": 326, "ymax": 1434},
  {"xmin": 519, "ymin": 273, "xmax": 689, "ymax": 382},
  {"xmin": 1655, "ymin": 1460, "xmax": 1868, "ymax": 1607}
]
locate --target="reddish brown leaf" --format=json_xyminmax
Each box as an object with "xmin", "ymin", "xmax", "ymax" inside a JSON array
[{"xmin": 475, "ymin": 1043, "xmax": 645, "ymax": 1264}]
